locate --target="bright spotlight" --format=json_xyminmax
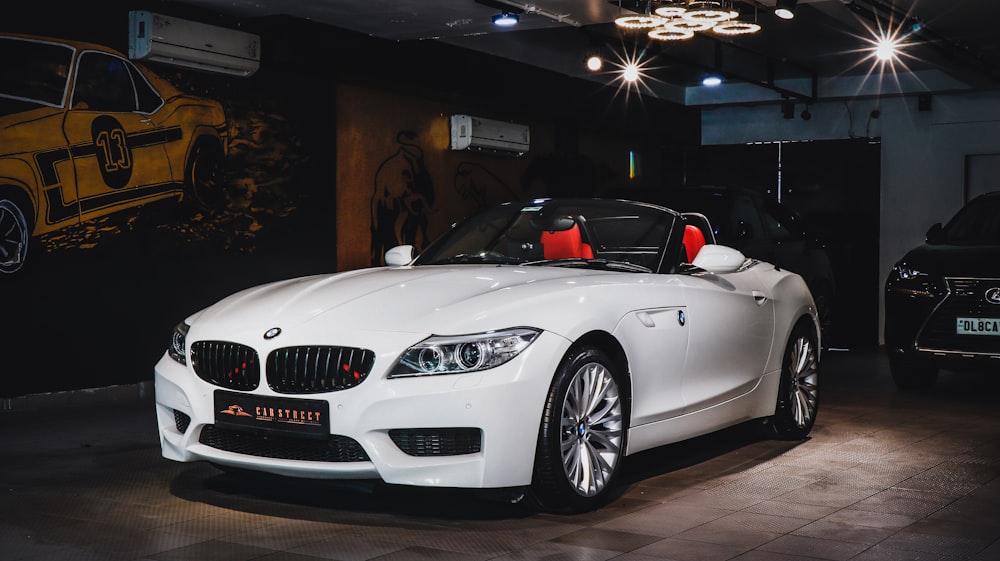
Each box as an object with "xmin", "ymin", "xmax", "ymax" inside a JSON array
[
  {"xmin": 623, "ymin": 63, "xmax": 640, "ymax": 82},
  {"xmin": 875, "ymin": 37, "xmax": 897, "ymax": 61},
  {"xmin": 702, "ymin": 75, "xmax": 722, "ymax": 87},
  {"xmin": 586, "ymin": 55, "xmax": 603, "ymax": 72}
]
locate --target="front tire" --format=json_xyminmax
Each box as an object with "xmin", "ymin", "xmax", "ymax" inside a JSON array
[
  {"xmin": 531, "ymin": 346, "xmax": 627, "ymax": 513},
  {"xmin": 758, "ymin": 321, "xmax": 819, "ymax": 440}
]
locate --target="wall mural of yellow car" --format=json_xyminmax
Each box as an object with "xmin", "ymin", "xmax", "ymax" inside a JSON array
[{"xmin": 0, "ymin": 33, "xmax": 230, "ymax": 276}]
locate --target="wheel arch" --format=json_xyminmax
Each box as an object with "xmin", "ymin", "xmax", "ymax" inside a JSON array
[
  {"xmin": 0, "ymin": 183, "xmax": 37, "ymax": 233},
  {"xmin": 563, "ymin": 330, "xmax": 632, "ymax": 402},
  {"xmin": 185, "ymin": 129, "xmax": 225, "ymax": 167}
]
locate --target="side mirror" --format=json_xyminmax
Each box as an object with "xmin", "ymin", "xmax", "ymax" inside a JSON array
[
  {"xmin": 925, "ymin": 223, "xmax": 943, "ymax": 244},
  {"xmin": 385, "ymin": 245, "xmax": 415, "ymax": 267},
  {"xmin": 692, "ymin": 244, "xmax": 747, "ymax": 274}
]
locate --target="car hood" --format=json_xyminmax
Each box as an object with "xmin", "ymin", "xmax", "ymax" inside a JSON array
[
  {"xmin": 900, "ymin": 242, "xmax": 1000, "ymax": 278},
  {"xmin": 188, "ymin": 265, "xmax": 630, "ymax": 339}
]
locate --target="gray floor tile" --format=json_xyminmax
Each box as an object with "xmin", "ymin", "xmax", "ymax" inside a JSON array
[{"xmin": 2, "ymin": 349, "xmax": 998, "ymax": 561}]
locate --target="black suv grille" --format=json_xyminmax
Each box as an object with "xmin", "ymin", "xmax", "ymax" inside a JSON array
[
  {"xmin": 191, "ymin": 341, "xmax": 260, "ymax": 391},
  {"xmin": 199, "ymin": 425, "xmax": 370, "ymax": 462},
  {"xmin": 389, "ymin": 428, "xmax": 482, "ymax": 456},
  {"xmin": 266, "ymin": 346, "xmax": 376, "ymax": 394},
  {"xmin": 918, "ymin": 278, "xmax": 1000, "ymax": 354}
]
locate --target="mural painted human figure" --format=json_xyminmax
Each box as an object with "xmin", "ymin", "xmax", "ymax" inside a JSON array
[{"xmin": 370, "ymin": 131, "xmax": 435, "ymax": 265}]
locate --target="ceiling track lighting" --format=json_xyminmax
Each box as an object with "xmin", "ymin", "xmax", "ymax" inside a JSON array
[
  {"xmin": 617, "ymin": 0, "xmax": 765, "ymax": 41},
  {"xmin": 702, "ymin": 74, "xmax": 723, "ymax": 86},
  {"xmin": 774, "ymin": 0, "xmax": 797, "ymax": 20},
  {"xmin": 492, "ymin": 11, "xmax": 519, "ymax": 27}
]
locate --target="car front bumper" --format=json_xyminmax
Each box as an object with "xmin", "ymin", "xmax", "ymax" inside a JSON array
[{"xmin": 154, "ymin": 331, "xmax": 569, "ymax": 489}]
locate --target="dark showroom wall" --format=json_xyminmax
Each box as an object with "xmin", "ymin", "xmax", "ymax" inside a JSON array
[{"xmin": 3, "ymin": 1, "xmax": 700, "ymax": 397}]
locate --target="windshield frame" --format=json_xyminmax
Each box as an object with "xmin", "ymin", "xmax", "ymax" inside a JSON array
[{"xmin": 413, "ymin": 199, "xmax": 682, "ymax": 273}]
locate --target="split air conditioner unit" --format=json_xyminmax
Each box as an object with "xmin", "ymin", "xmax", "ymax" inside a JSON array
[
  {"xmin": 450, "ymin": 114, "xmax": 529, "ymax": 157},
  {"xmin": 128, "ymin": 10, "xmax": 260, "ymax": 77}
]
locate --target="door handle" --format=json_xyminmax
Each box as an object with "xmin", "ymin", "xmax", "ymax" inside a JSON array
[{"xmin": 752, "ymin": 291, "xmax": 768, "ymax": 306}]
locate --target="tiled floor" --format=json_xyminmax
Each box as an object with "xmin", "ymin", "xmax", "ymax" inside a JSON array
[{"xmin": 2, "ymin": 349, "xmax": 998, "ymax": 561}]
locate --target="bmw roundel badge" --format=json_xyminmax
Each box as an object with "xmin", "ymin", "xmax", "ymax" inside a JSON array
[
  {"xmin": 264, "ymin": 327, "xmax": 282, "ymax": 339},
  {"xmin": 677, "ymin": 310, "xmax": 686, "ymax": 326}
]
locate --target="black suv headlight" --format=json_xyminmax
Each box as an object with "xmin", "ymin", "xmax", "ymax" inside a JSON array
[
  {"xmin": 389, "ymin": 328, "xmax": 540, "ymax": 378},
  {"xmin": 886, "ymin": 262, "xmax": 941, "ymax": 298},
  {"xmin": 168, "ymin": 322, "xmax": 190, "ymax": 365}
]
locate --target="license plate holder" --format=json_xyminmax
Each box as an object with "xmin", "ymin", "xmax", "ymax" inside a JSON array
[
  {"xmin": 956, "ymin": 317, "xmax": 1000, "ymax": 336},
  {"xmin": 214, "ymin": 390, "xmax": 330, "ymax": 438}
]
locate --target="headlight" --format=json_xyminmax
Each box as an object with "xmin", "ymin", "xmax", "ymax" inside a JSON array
[
  {"xmin": 389, "ymin": 328, "xmax": 540, "ymax": 378},
  {"xmin": 168, "ymin": 322, "xmax": 190, "ymax": 365},
  {"xmin": 886, "ymin": 263, "xmax": 939, "ymax": 298},
  {"xmin": 892, "ymin": 263, "xmax": 925, "ymax": 281}
]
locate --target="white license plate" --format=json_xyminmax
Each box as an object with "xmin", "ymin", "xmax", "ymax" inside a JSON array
[{"xmin": 956, "ymin": 317, "xmax": 1000, "ymax": 336}]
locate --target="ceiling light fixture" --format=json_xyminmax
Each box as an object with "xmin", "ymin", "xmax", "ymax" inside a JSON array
[
  {"xmin": 492, "ymin": 11, "xmax": 519, "ymax": 27},
  {"xmin": 702, "ymin": 74, "xmax": 723, "ymax": 86},
  {"xmin": 615, "ymin": 15, "xmax": 666, "ymax": 29},
  {"xmin": 626, "ymin": 0, "xmax": 764, "ymax": 42},
  {"xmin": 648, "ymin": 26, "xmax": 695, "ymax": 41},
  {"xmin": 585, "ymin": 48, "xmax": 604, "ymax": 71},
  {"xmin": 683, "ymin": 1, "xmax": 738, "ymax": 23},
  {"xmin": 712, "ymin": 20, "xmax": 761, "ymax": 35},
  {"xmin": 774, "ymin": 0, "xmax": 797, "ymax": 21}
]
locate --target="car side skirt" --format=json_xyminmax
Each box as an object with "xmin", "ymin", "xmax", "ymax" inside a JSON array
[{"xmin": 626, "ymin": 369, "xmax": 780, "ymax": 455}]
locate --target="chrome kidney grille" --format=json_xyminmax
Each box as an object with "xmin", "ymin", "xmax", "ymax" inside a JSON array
[
  {"xmin": 266, "ymin": 346, "xmax": 376, "ymax": 394},
  {"xmin": 191, "ymin": 341, "xmax": 375, "ymax": 394},
  {"xmin": 191, "ymin": 341, "xmax": 261, "ymax": 391}
]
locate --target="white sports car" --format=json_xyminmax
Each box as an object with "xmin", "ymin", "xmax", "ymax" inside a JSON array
[{"xmin": 154, "ymin": 198, "xmax": 820, "ymax": 512}]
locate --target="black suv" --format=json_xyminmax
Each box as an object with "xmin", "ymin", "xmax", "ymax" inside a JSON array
[{"xmin": 884, "ymin": 191, "xmax": 1000, "ymax": 389}]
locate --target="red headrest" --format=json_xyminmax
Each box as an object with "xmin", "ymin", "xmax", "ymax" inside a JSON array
[
  {"xmin": 683, "ymin": 224, "xmax": 706, "ymax": 262},
  {"xmin": 541, "ymin": 223, "xmax": 594, "ymax": 260}
]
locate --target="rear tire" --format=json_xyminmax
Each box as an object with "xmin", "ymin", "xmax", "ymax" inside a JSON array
[
  {"xmin": 530, "ymin": 346, "xmax": 627, "ymax": 513},
  {"xmin": 0, "ymin": 193, "xmax": 35, "ymax": 277},
  {"xmin": 757, "ymin": 320, "xmax": 819, "ymax": 440},
  {"xmin": 184, "ymin": 139, "xmax": 227, "ymax": 211}
]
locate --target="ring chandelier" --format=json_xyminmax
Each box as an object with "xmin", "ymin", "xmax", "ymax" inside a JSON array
[{"xmin": 616, "ymin": 1, "xmax": 761, "ymax": 41}]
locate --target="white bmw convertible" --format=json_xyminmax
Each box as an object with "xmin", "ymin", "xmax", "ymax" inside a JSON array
[{"xmin": 154, "ymin": 198, "xmax": 820, "ymax": 512}]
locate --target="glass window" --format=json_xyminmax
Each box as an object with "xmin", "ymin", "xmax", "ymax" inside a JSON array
[
  {"xmin": 0, "ymin": 37, "xmax": 73, "ymax": 106},
  {"xmin": 72, "ymin": 52, "xmax": 136, "ymax": 112},
  {"xmin": 730, "ymin": 195, "xmax": 764, "ymax": 241},
  {"xmin": 128, "ymin": 63, "xmax": 163, "ymax": 113},
  {"xmin": 415, "ymin": 200, "xmax": 676, "ymax": 272},
  {"xmin": 944, "ymin": 194, "xmax": 1000, "ymax": 243},
  {"xmin": 760, "ymin": 202, "xmax": 803, "ymax": 242}
]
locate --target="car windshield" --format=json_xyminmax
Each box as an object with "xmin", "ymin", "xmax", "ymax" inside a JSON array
[
  {"xmin": 414, "ymin": 199, "xmax": 678, "ymax": 273},
  {"xmin": 941, "ymin": 193, "xmax": 1000, "ymax": 243},
  {"xmin": 0, "ymin": 37, "xmax": 73, "ymax": 107}
]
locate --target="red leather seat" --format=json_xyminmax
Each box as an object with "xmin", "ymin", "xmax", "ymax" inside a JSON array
[
  {"xmin": 683, "ymin": 224, "xmax": 706, "ymax": 262},
  {"xmin": 541, "ymin": 223, "xmax": 594, "ymax": 259}
]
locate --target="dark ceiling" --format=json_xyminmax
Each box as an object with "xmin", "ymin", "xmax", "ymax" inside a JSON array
[{"xmin": 169, "ymin": 0, "xmax": 1000, "ymax": 107}]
